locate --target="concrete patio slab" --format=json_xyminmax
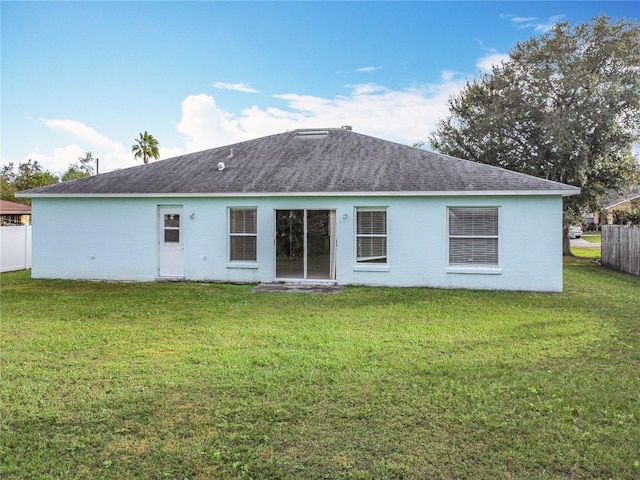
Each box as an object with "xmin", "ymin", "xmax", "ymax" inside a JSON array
[{"xmin": 252, "ymin": 283, "xmax": 345, "ymax": 294}]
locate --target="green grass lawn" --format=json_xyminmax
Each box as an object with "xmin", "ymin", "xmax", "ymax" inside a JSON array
[
  {"xmin": 581, "ymin": 232, "xmax": 602, "ymax": 244},
  {"xmin": 571, "ymin": 246, "xmax": 601, "ymax": 259},
  {"xmin": 572, "ymin": 232, "xmax": 601, "ymax": 260},
  {"xmin": 2, "ymin": 263, "xmax": 639, "ymax": 479}
]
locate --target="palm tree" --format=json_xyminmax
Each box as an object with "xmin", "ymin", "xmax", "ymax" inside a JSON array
[{"xmin": 131, "ymin": 131, "xmax": 160, "ymax": 164}]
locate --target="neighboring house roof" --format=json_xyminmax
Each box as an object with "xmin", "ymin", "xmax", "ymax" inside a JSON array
[
  {"xmin": 18, "ymin": 129, "xmax": 580, "ymax": 198},
  {"xmin": 0, "ymin": 199, "xmax": 31, "ymax": 214},
  {"xmin": 603, "ymin": 185, "xmax": 640, "ymax": 210}
]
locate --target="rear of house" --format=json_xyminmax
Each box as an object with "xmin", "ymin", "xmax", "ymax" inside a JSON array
[{"xmin": 20, "ymin": 129, "xmax": 579, "ymax": 292}]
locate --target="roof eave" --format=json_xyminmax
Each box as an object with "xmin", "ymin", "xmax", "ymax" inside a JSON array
[
  {"xmin": 19, "ymin": 188, "xmax": 581, "ymax": 199},
  {"xmin": 604, "ymin": 193, "xmax": 640, "ymax": 209}
]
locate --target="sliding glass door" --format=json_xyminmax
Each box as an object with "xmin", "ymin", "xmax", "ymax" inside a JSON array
[{"xmin": 275, "ymin": 209, "xmax": 336, "ymax": 281}]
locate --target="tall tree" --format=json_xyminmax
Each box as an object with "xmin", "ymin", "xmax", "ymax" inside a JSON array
[
  {"xmin": 1, "ymin": 160, "xmax": 59, "ymax": 204},
  {"xmin": 0, "ymin": 163, "xmax": 18, "ymax": 202},
  {"xmin": 61, "ymin": 152, "xmax": 95, "ymax": 181},
  {"xmin": 429, "ymin": 15, "xmax": 640, "ymax": 254},
  {"xmin": 131, "ymin": 131, "xmax": 160, "ymax": 164},
  {"xmin": 14, "ymin": 160, "xmax": 59, "ymax": 192}
]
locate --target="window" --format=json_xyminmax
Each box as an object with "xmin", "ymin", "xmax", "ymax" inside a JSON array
[
  {"xmin": 356, "ymin": 208, "xmax": 387, "ymax": 263},
  {"xmin": 448, "ymin": 207, "xmax": 499, "ymax": 267},
  {"xmin": 163, "ymin": 213, "xmax": 180, "ymax": 243},
  {"xmin": 229, "ymin": 208, "xmax": 257, "ymax": 262}
]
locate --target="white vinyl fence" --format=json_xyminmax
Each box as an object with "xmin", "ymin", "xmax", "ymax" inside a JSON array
[
  {"xmin": 0, "ymin": 225, "xmax": 32, "ymax": 272},
  {"xmin": 601, "ymin": 225, "xmax": 640, "ymax": 277}
]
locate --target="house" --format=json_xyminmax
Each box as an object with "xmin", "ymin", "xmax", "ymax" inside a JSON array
[
  {"xmin": 17, "ymin": 129, "xmax": 580, "ymax": 291},
  {"xmin": 0, "ymin": 199, "xmax": 31, "ymax": 226},
  {"xmin": 591, "ymin": 186, "xmax": 640, "ymax": 227}
]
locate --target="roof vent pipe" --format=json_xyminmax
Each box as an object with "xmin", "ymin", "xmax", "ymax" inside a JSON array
[{"xmin": 217, "ymin": 148, "xmax": 232, "ymax": 171}]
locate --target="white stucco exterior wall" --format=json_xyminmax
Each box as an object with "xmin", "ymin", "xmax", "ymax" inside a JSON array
[{"xmin": 30, "ymin": 194, "xmax": 564, "ymax": 291}]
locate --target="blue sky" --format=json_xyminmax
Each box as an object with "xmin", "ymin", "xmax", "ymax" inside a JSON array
[{"xmin": 2, "ymin": 1, "xmax": 638, "ymax": 174}]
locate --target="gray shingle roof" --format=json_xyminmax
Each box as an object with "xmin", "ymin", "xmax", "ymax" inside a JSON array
[{"xmin": 19, "ymin": 129, "xmax": 580, "ymax": 197}]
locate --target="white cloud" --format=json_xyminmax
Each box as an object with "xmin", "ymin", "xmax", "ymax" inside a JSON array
[
  {"xmin": 174, "ymin": 76, "xmax": 466, "ymax": 151},
  {"xmin": 476, "ymin": 51, "xmax": 510, "ymax": 72},
  {"xmin": 533, "ymin": 14, "xmax": 565, "ymax": 32},
  {"xmin": 44, "ymin": 119, "xmax": 122, "ymax": 151},
  {"xmin": 100, "ymin": 150, "xmax": 138, "ymax": 173},
  {"xmin": 356, "ymin": 66, "xmax": 381, "ymax": 73},
  {"xmin": 176, "ymin": 93, "xmax": 248, "ymax": 152},
  {"xmin": 159, "ymin": 146, "xmax": 186, "ymax": 160},
  {"xmin": 440, "ymin": 70, "xmax": 458, "ymax": 82},
  {"xmin": 347, "ymin": 83, "xmax": 388, "ymax": 96},
  {"xmin": 502, "ymin": 13, "xmax": 565, "ymax": 33},
  {"xmin": 213, "ymin": 82, "xmax": 259, "ymax": 93},
  {"xmin": 24, "ymin": 144, "xmax": 87, "ymax": 176},
  {"xmin": 512, "ymin": 16, "xmax": 537, "ymax": 23},
  {"xmin": 42, "ymin": 119, "xmax": 134, "ymax": 173}
]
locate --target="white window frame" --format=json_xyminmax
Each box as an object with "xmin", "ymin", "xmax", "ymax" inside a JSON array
[
  {"xmin": 355, "ymin": 207, "xmax": 388, "ymax": 266},
  {"xmin": 447, "ymin": 206, "xmax": 501, "ymax": 273},
  {"xmin": 228, "ymin": 207, "xmax": 258, "ymax": 265}
]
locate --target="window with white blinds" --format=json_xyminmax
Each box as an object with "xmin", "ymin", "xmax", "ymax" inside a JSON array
[
  {"xmin": 229, "ymin": 208, "xmax": 257, "ymax": 262},
  {"xmin": 356, "ymin": 208, "xmax": 387, "ymax": 263},
  {"xmin": 448, "ymin": 207, "xmax": 499, "ymax": 267}
]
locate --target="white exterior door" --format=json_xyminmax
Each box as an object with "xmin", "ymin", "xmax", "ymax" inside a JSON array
[{"xmin": 158, "ymin": 206, "xmax": 184, "ymax": 278}]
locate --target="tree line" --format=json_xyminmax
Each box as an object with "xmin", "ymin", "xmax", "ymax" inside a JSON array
[
  {"xmin": 2, "ymin": 132, "xmax": 161, "ymax": 205},
  {"xmin": 1, "ymin": 153, "xmax": 95, "ymax": 205}
]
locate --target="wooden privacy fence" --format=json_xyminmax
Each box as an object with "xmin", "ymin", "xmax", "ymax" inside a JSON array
[
  {"xmin": 601, "ymin": 225, "xmax": 640, "ymax": 277},
  {"xmin": 0, "ymin": 225, "xmax": 32, "ymax": 272}
]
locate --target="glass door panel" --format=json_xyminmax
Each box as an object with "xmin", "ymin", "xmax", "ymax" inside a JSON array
[
  {"xmin": 276, "ymin": 210, "xmax": 304, "ymax": 279},
  {"xmin": 306, "ymin": 210, "xmax": 331, "ymax": 280}
]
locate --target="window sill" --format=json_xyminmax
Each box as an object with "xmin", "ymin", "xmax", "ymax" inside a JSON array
[
  {"xmin": 353, "ymin": 264, "xmax": 390, "ymax": 273},
  {"xmin": 447, "ymin": 266, "xmax": 502, "ymax": 275},
  {"xmin": 226, "ymin": 262, "xmax": 258, "ymax": 269}
]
